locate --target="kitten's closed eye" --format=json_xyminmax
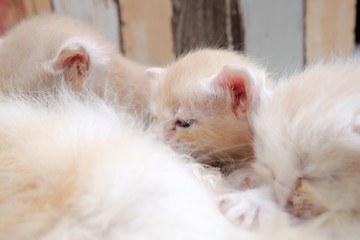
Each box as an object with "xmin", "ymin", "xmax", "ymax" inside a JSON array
[
  {"xmin": 253, "ymin": 162, "xmax": 275, "ymax": 182},
  {"xmin": 176, "ymin": 119, "xmax": 195, "ymax": 128}
]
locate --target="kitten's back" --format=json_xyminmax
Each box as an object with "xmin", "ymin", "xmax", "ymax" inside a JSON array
[{"xmin": 0, "ymin": 14, "xmax": 150, "ymax": 116}]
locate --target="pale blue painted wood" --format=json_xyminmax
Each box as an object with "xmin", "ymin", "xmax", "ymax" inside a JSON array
[
  {"xmin": 240, "ymin": 0, "xmax": 304, "ymax": 77},
  {"xmin": 52, "ymin": 0, "xmax": 121, "ymax": 51}
]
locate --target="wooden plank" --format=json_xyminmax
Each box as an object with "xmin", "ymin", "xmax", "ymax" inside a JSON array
[
  {"xmin": 119, "ymin": 0, "xmax": 174, "ymax": 65},
  {"xmin": 240, "ymin": 0, "xmax": 304, "ymax": 76},
  {"xmin": 23, "ymin": 0, "xmax": 53, "ymax": 16},
  {"xmin": 305, "ymin": 0, "xmax": 356, "ymax": 65},
  {"xmin": 172, "ymin": 0, "xmax": 244, "ymax": 57},
  {"xmin": 0, "ymin": 0, "xmax": 27, "ymax": 36},
  {"xmin": 0, "ymin": 0, "xmax": 52, "ymax": 36},
  {"xmin": 228, "ymin": 0, "xmax": 244, "ymax": 51},
  {"xmin": 52, "ymin": 0, "xmax": 121, "ymax": 51}
]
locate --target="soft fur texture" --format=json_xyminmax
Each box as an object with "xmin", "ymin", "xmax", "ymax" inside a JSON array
[
  {"xmin": 223, "ymin": 60, "xmax": 360, "ymax": 239},
  {"xmin": 0, "ymin": 86, "xmax": 328, "ymax": 240},
  {"xmin": 0, "ymin": 88, "xmax": 238, "ymax": 240},
  {"xmin": 148, "ymin": 49, "xmax": 270, "ymax": 174},
  {"xmin": 0, "ymin": 14, "xmax": 150, "ymax": 117},
  {"xmin": 1, "ymin": 15, "xmax": 351, "ymax": 240}
]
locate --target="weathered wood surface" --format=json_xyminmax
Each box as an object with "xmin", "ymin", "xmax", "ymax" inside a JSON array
[
  {"xmin": 24, "ymin": 0, "xmax": 52, "ymax": 16},
  {"xmin": 52, "ymin": 0, "xmax": 121, "ymax": 51},
  {"xmin": 305, "ymin": 0, "xmax": 356, "ymax": 65},
  {"xmin": 1, "ymin": 0, "xmax": 358, "ymax": 68},
  {"xmin": 119, "ymin": 0, "xmax": 174, "ymax": 65},
  {"xmin": 172, "ymin": 0, "xmax": 244, "ymax": 57},
  {"xmin": 0, "ymin": 0, "xmax": 52, "ymax": 36},
  {"xmin": 240, "ymin": 0, "xmax": 304, "ymax": 76}
]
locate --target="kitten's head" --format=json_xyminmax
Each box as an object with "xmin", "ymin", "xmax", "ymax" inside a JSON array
[
  {"xmin": 0, "ymin": 14, "xmax": 111, "ymax": 93},
  {"xmin": 147, "ymin": 49, "xmax": 268, "ymax": 163},
  {"xmin": 253, "ymin": 62, "xmax": 360, "ymax": 220}
]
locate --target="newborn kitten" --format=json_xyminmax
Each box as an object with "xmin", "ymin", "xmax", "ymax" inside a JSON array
[
  {"xmin": 0, "ymin": 84, "xmax": 327, "ymax": 240},
  {"xmin": 223, "ymin": 60, "xmax": 360, "ymax": 238},
  {"xmin": 147, "ymin": 49, "xmax": 269, "ymax": 173},
  {"xmin": 0, "ymin": 14, "xmax": 150, "ymax": 116},
  {"xmin": 0, "ymin": 87, "xmax": 243, "ymax": 240},
  {"xmin": 253, "ymin": 60, "xmax": 360, "ymax": 220}
]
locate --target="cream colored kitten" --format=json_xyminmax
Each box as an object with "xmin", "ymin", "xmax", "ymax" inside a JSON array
[
  {"xmin": 223, "ymin": 60, "xmax": 360, "ymax": 239},
  {"xmin": 0, "ymin": 14, "xmax": 149, "ymax": 116},
  {"xmin": 0, "ymin": 86, "xmax": 326, "ymax": 240},
  {"xmin": 148, "ymin": 49, "xmax": 269, "ymax": 173},
  {"xmin": 0, "ymin": 88, "xmax": 235, "ymax": 240}
]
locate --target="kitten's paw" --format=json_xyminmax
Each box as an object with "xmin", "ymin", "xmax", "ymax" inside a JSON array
[
  {"xmin": 226, "ymin": 169, "xmax": 263, "ymax": 190},
  {"xmin": 218, "ymin": 189, "xmax": 286, "ymax": 229}
]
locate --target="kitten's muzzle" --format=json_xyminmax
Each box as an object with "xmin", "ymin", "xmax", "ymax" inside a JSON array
[{"xmin": 274, "ymin": 178, "xmax": 322, "ymax": 219}]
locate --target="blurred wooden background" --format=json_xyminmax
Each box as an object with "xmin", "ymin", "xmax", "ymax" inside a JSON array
[{"xmin": 0, "ymin": 0, "xmax": 357, "ymax": 76}]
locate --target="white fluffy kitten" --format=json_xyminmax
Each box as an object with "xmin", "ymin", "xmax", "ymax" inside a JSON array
[
  {"xmin": 223, "ymin": 60, "xmax": 360, "ymax": 239},
  {"xmin": 0, "ymin": 86, "xmax": 244, "ymax": 240},
  {"xmin": 0, "ymin": 84, "xmax": 328, "ymax": 240}
]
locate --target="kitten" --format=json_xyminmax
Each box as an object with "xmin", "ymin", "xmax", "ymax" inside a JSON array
[
  {"xmin": 0, "ymin": 86, "xmax": 324, "ymax": 240},
  {"xmin": 147, "ymin": 49, "xmax": 270, "ymax": 174},
  {"xmin": 0, "ymin": 14, "xmax": 150, "ymax": 117},
  {"xmin": 0, "ymin": 87, "xmax": 236, "ymax": 239},
  {"xmin": 223, "ymin": 60, "xmax": 360, "ymax": 238}
]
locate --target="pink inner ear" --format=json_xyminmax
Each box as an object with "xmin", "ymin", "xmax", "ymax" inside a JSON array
[
  {"xmin": 225, "ymin": 76, "xmax": 247, "ymax": 113},
  {"xmin": 54, "ymin": 47, "xmax": 90, "ymax": 78},
  {"xmin": 60, "ymin": 53, "xmax": 88, "ymax": 76}
]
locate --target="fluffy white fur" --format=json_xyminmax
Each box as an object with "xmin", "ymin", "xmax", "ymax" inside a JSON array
[
  {"xmin": 0, "ymin": 87, "xmax": 241, "ymax": 239},
  {"xmin": 222, "ymin": 60, "xmax": 360, "ymax": 239},
  {"xmin": 0, "ymin": 85, "xmax": 330, "ymax": 240}
]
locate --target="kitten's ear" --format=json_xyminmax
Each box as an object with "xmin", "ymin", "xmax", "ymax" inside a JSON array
[
  {"xmin": 146, "ymin": 67, "xmax": 165, "ymax": 81},
  {"xmin": 211, "ymin": 64, "xmax": 266, "ymax": 114},
  {"xmin": 52, "ymin": 41, "xmax": 90, "ymax": 79}
]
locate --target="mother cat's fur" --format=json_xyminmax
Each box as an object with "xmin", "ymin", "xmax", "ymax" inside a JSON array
[{"xmin": 0, "ymin": 85, "xmax": 327, "ymax": 240}]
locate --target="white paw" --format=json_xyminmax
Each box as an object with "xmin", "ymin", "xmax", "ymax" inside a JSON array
[
  {"xmin": 218, "ymin": 189, "xmax": 285, "ymax": 229},
  {"xmin": 225, "ymin": 168, "xmax": 263, "ymax": 190}
]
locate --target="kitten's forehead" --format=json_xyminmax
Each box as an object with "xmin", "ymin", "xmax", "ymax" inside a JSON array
[
  {"xmin": 162, "ymin": 49, "xmax": 253, "ymax": 85},
  {"xmin": 156, "ymin": 49, "xmax": 257, "ymax": 105},
  {"xmin": 256, "ymin": 61, "xmax": 360, "ymax": 175}
]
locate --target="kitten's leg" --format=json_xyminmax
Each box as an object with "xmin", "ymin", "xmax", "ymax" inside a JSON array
[
  {"xmin": 218, "ymin": 187, "xmax": 290, "ymax": 229},
  {"xmin": 225, "ymin": 167, "xmax": 263, "ymax": 190}
]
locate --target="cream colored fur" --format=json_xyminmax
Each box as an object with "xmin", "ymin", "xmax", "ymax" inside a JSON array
[
  {"xmin": 0, "ymin": 88, "xmax": 234, "ymax": 239},
  {"xmin": 148, "ymin": 49, "xmax": 270, "ymax": 173},
  {"xmin": 0, "ymin": 86, "xmax": 329, "ymax": 240},
  {"xmin": 0, "ymin": 14, "xmax": 150, "ymax": 117},
  {"xmin": 0, "ymin": 16, "xmax": 346, "ymax": 240},
  {"xmin": 221, "ymin": 60, "xmax": 360, "ymax": 239}
]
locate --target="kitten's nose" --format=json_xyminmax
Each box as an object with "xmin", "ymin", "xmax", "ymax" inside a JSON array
[{"xmin": 279, "ymin": 177, "xmax": 317, "ymax": 218}]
